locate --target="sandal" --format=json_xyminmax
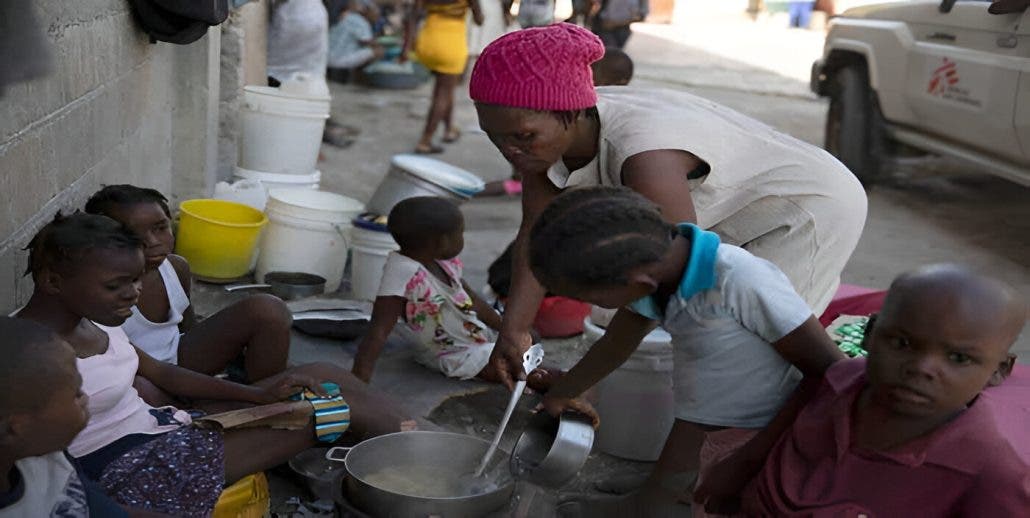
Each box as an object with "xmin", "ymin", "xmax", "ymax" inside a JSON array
[
  {"xmin": 326, "ymin": 120, "xmax": 361, "ymax": 137},
  {"xmin": 322, "ymin": 125, "xmax": 355, "ymax": 148},
  {"xmin": 414, "ymin": 143, "xmax": 444, "ymax": 154},
  {"xmin": 442, "ymin": 127, "xmax": 461, "ymax": 143}
]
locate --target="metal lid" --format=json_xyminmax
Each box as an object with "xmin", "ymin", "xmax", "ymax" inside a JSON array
[{"xmin": 390, "ymin": 154, "xmax": 486, "ymax": 194}]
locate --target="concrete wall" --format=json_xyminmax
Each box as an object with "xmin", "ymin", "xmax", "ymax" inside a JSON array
[
  {"xmin": 218, "ymin": 0, "xmax": 269, "ymax": 182},
  {"xmin": 0, "ymin": 1, "xmax": 221, "ymax": 313}
]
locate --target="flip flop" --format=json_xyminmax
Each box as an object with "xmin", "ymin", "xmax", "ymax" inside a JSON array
[
  {"xmin": 326, "ymin": 120, "xmax": 361, "ymax": 137},
  {"xmin": 442, "ymin": 128, "xmax": 461, "ymax": 143},
  {"xmin": 414, "ymin": 143, "xmax": 444, "ymax": 154}
]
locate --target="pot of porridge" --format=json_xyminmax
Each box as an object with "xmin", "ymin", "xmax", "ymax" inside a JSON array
[{"xmin": 325, "ymin": 431, "xmax": 515, "ymax": 517}]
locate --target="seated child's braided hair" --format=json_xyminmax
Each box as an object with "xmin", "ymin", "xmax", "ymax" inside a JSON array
[
  {"xmin": 24, "ymin": 212, "xmax": 142, "ymax": 279},
  {"xmin": 529, "ymin": 186, "xmax": 676, "ymax": 287},
  {"xmin": 84, "ymin": 184, "xmax": 171, "ymax": 217}
]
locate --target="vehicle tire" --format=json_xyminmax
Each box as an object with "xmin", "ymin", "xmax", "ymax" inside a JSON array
[{"xmin": 825, "ymin": 64, "xmax": 889, "ymax": 186}]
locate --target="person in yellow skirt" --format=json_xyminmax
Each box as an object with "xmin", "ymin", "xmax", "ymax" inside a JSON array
[{"xmin": 404, "ymin": 0, "xmax": 483, "ymax": 153}]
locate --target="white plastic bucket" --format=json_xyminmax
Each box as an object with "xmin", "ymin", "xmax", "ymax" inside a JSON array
[
  {"xmin": 278, "ymin": 73, "xmax": 331, "ymax": 100},
  {"xmin": 244, "ymin": 85, "xmax": 330, "ymax": 115},
  {"xmin": 233, "ymin": 167, "xmax": 321, "ymax": 210},
  {"xmin": 239, "ymin": 86, "xmax": 330, "ymax": 176},
  {"xmin": 256, "ymin": 189, "xmax": 364, "ymax": 292},
  {"xmin": 349, "ymin": 224, "xmax": 399, "ymax": 301},
  {"xmin": 585, "ymin": 316, "xmax": 676, "ymax": 462}
]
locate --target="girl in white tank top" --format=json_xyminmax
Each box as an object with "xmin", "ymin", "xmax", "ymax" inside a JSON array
[
  {"xmin": 84, "ymin": 185, "xmax": 294, "ymax": 383},
  {"xmin": 120, "ymin": 259, "xmax": 189, "ymax": 364}
]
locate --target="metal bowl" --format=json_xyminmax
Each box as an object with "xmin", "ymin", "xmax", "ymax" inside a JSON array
[
  {"xmin": 224, "ymin": 271, "xmax": 327, "ymax": 300},
  {"xmin": 289, "ymin": 447, "xmax": 345, "ymax": 501},
  {"xmin": 510, "ymin": 412, "xmax": 595, "ymax": 488}
]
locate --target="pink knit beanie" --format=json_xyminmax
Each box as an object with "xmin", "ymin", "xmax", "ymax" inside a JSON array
[{"xmin": 470, "ymin": 24, "xmax": 605, "ymax": 111}]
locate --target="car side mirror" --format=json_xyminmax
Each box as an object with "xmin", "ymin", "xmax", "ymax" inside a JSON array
[
  {"xmin": 938, "ymin": 0, "xmax": 958, "ymax": 13},
  {"xmin": 988, "ymin": 0, "xmax": 1030, "ymax": 15}
]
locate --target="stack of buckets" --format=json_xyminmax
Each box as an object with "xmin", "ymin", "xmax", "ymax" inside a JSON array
[
  {"xmin": 226, "ymin": 79, "xmax": 486, "ymax": 295},
  {"xmin": 236, "ymin": 75, "xmax": 364, "ymax": 292},
  {"xmin": 237, "ymin": 75, "xmax": 330, "ymax": 195}
]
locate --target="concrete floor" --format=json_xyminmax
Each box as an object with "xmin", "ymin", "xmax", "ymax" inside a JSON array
[{"xmin": 196, "ymin": 12, "xmax": 1029, "ymax": 516}]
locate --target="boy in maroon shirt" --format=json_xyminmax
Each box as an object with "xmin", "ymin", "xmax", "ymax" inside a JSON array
[{"xmin": 699, "ymin": 264, "xmax": 1028, "ymax": 516}]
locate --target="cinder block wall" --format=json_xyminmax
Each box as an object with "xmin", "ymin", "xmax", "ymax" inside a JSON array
[
  {"xmin": 219, "ymin": 0, "xmax": 269, "ymax": 182},
  {"xmin": 0, "ymin": 1, "xmax": 220, "ymax": 313}
]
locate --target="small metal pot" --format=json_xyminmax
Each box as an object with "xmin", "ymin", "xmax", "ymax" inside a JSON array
[
  {"xmin": 288, "ymin": 447, "xmax": 345, "ymax": 501},
  {"xmin": 225, "ymin": 271, "xmax": 326, "ymax": 300},
  {"xmin": 510, "ymin": 412, "xmax": 595, "ymax": 488}
]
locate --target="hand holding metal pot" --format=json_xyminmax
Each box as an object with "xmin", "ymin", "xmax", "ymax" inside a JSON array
[
  {"xmin": 510, "ymin": 412, "xmax": 596, "ymax": 488},
  {"xmin": 537, "ymin": 394, "xmax": 600, "ymax": 429}
]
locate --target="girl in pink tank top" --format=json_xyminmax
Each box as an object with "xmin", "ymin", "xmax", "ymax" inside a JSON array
[
  {"xmin": 18, "ymin": 213, "xmax": 413, "ymax": 516},
  {"xmin": 85, "ymin": 184, "xmax": 293, "ymax": 387}
]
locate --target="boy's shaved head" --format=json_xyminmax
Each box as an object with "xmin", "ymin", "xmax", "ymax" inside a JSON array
[
  {"xmin": 0, "ymin": 317, "xmax": 77, "ymax": 413},
  {"xmin": 885, "ymin": 263, "xmax": 1027, "ymax": 350},
  {"xmin": 864, "ymin": 264, "xmax": 1026, "ymax": 420}
]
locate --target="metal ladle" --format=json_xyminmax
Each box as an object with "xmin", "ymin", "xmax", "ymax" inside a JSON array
[{"xmin": 474, "ymin": 344, "xmax": 544, "ymax": 478}]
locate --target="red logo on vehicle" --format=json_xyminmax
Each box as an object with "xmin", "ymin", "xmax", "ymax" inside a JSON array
[{"xmin": 928, "ymin": 58, "xmax": 959, "ymax": 95}]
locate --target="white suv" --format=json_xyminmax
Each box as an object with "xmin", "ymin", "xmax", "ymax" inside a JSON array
[{"xmin": 811, "ymin": 0, "xmax": 1030, "ymax": 185}]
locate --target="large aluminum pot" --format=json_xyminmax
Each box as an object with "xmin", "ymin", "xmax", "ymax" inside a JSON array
[
  {"xmin": 326, "ymin": 431, "xmax": 514, "ymax": 517},
  {"xmin": 365, "ymin": 155, "xmax": 485, "ymax": 216}
]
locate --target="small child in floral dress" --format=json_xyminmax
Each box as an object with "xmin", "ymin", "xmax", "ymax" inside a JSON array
[{"xmin": 353, "ymin": 197, "xmax": 555, "ymax": 389}]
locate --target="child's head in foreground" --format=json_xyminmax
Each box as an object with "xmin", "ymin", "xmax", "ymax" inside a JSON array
[
  {"xmin": 0, "ymin": 317, "xmax": 88, "ymax": 459},
  {"xmin": 25, "ymin": 212, "xmax": 144, "ymax": 328},
  {"xmin": 84, "ymin": 184, "xmax": 173, "ymax": 272},
  {"xmin": 863, "ymin": 264, "xmax": 1026, "ymax": 421},
  {"xmin": 592, "ymin": 47, "xmax": 633, "ymax": 86},
  {"xmin": 387, "ymin": 196, "xmax": 465, "ymax": 260},
  {"xmin": 529, "ymin": 186, "xmax": 675, "ymax": 309}
]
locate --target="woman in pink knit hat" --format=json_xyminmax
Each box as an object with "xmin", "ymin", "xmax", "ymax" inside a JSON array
[{"xmin": 469, "ymin": 23, "xmax": 868, "ymax": 515}]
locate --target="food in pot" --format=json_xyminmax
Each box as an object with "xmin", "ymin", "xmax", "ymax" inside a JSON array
[{"xmin": 360, "ymin": 465, "xmax": 507, "ymax": 498}]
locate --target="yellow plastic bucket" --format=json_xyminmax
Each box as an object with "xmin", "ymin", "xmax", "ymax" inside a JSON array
[
  {"xmin": 175, "ymin": 199, "xmax": 268, "ymax": 280},
  {"xmin": 212, "ymin": 472, "xmax": 270, "ymax": 518}
]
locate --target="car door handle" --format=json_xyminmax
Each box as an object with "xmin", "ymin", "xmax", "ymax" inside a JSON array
[
  {"xmin": 997, "ymin": 34, "xmax": 1018, "ymax": 48},
  {"xmin": 927, "ymin": 32, "xmax": 956, "ymax": 41}
]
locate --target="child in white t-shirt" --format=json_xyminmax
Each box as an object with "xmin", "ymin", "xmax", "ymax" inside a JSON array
[
  {"xmin": 0, "ymin": 317, "xmax": 128, "ymax": 518},
  {"xmin": 353, "ymin": 197, "xmax": 554, "ymax": 389}
]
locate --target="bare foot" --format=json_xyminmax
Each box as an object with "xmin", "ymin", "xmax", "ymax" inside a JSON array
[
  {"xmin": 593, "ymin": 471, "xmax": 650, "ymax": 495},
  {"xmin": 476, "ymin": 179, "xmax": 522, "ymax": 197}
]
